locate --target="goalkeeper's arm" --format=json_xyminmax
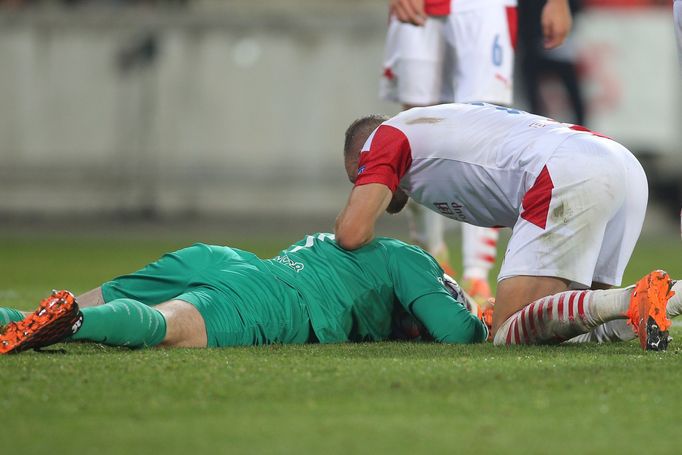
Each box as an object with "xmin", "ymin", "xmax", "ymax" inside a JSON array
[{"xmin": 410, "ymin": 293, "xmax": 488, "ymax": 344}]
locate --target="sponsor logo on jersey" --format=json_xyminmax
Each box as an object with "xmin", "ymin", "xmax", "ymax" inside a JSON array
[
  {"xmin": 433, "ymin": 201, "xmax": 467, "ymax": 221},
  {"xmin": 273, "ymin": 254, "xmax": 305, "ymax": 273},
  {"xmin": 529, "ymin": 121, "xmax": 547, "ymax": 129},
  {"xmin": 357, "ymin": 165, "xmax": 366, "ymax": 175}
]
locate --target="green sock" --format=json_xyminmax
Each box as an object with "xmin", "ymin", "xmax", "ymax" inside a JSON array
[
  {"xmin": 71, "ymin": 298, "xmax": 167, "ymax": 348},
  {"xmin": 0, "ymin": 308, "xmax": 25, "ymax": 325}
]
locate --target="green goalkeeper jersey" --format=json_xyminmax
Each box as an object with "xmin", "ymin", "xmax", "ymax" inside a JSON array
[
  {"xmin": 261, "ymin": 233, "xmax": 486, "ymax": 344},
  {"xmin": 102, "ymin": 234, "xmax": 487, "ymax": 346}
]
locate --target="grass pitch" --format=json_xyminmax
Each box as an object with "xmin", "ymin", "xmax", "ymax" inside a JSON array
[{"xmin": 1, "ymin": 231, "xmax": 682, "ymax": 454}]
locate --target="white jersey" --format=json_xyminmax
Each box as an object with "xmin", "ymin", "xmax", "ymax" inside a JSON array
[
  {"xmin": 356, "ymin": 102, "xmax": 647, "ymax": 287},
  {"xmin": 356, "ymin": 103, "xmax": 592, "ymax": 228}
]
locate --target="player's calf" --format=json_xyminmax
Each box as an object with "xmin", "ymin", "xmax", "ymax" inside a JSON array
[{"xmin": 493, "ymin": 271, "xmax": 674, "ymax": 351}]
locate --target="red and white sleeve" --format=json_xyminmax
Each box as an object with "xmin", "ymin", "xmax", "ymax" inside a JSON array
[{"xmin": 355, "ymin": 125, "xmax": 413, "ymax": 193}]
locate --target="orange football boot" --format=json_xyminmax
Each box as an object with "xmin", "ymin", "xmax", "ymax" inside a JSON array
[
  {"xmin": 0, "ymin": 290, "xmax": 82, "ymax": 354},
  {"xmin": 626, "ymin": 270, "xmax": 674, "ymax": 351},
  {"xmin": 462, "ymin": 277, "xmax": 493, "ymax": 307}
]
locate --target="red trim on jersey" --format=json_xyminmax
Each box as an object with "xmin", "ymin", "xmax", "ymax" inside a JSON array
[
  {"xmin": 506, "ymin": 6, "xmax": 518, "ymax": 50},
  {"xmin": 569, "ymin": 124, "xmax": 612, "ymax": 140},
  {"xmin": 425, "ymin": 0, "xmax": 450, "ymax": 16},
  {"xmin": 355, "ymin": 125, "xmax": 413, "ymax": 192},
  {"xmin": 520, "ymin": 166, "xmax": 554, "ymax": 230}
]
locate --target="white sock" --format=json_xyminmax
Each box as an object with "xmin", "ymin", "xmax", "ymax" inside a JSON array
[
  {"xmin": 462, "ymin": 225, "xmax": 498, "ymax": 281},
  {"xmin": 493, "ymin": 288, "xmax": 632, "ymax": 346},
  {"xmin": 666, "ymin": 280, "xmax": 682, "ymax": 318},
  {"xmin": 566, "ymin": 319, "xmax": 636, "ymax": 343}
]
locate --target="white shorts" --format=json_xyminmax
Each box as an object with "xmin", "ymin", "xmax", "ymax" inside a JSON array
[
  {"xmin": 498, "ymin": 134, "xmax": 648, "ymax": 288},
  {"xmin": 673, "ymin": 0, "xmax": 682, "ymax": 69},
  {"xmin": 379, "ymin": 1, "xmax": 516, "ymax": 105}
]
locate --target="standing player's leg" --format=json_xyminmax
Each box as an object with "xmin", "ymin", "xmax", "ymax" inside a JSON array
[
  {"xmin": 446, "ymin": 2, "xmax": 515, "ymax": 107},
  {"xmin": 407, "ymin": 202, "xmax": 455, "ymax": 275},
  {"xmin": 461, "ymin": 226, "xmax": 499, "ymax": 302},
  {"xmin": 379, "ymin": 15, "xmax": 446, "ymax": 107},
  {"xmin": 445, "ymin": 1, "xmax": 516, "ymax": 298},
  {"xmin": 379, "ymin": 13, "xmax": 458, "ymax": 273}
]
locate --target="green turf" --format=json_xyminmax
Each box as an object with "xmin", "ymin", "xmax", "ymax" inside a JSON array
[{"xmin": 1, "ymin": 232, "xmax": 682, "ymax": 454}]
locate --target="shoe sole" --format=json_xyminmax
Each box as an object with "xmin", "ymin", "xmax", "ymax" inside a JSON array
[
  {"xmin": 0, "ymin": 291, "xmax": 82, "ymax": 354},
  {"xmin": 631, "ymin": 270, "xmax": 673, "ymax": 351}
]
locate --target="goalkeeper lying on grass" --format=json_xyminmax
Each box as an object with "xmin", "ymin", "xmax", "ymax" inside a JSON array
[{"xmin": 0, "ymin": 234, "xmax": 490, "ymax": 354}]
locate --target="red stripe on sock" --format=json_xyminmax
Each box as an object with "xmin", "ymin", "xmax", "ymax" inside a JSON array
[
  {"xmin": 557, "ymin": 294, "xmax": 566, "ymax": 320},
  {"xmin": 478, "ymin": 254, "xmax": 496, "ymax": 264},
  {"xmin": 520, "ymin": 308, "xmax": 530, "ymax": 342},
  {"xmin": 566, "ymin": 292, "xmax": 577, "ymax": 322},
  {"xmin": 536, "ymin": 299, "xmax": 545, "ymax": 323},
  {"xmin": 483, "ymin": 238, "xmax": 497, "ymax": 247},
  {"xmin": 527, "ymin": 304, "xmax": 537, "ymax": 338},
  {"xmin": 577, "ymin": 291, "xmax": 587, "ymax": 321},
  {"xmin": 514, "ymin": 319, "xmax": 521, "ymax": 345}
]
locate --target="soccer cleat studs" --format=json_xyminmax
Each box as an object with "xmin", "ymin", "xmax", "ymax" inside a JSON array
[
  {"xmin": 626, "ymin": 270, "xmax": 674, "ymax": 352},
  {"xmin": 0, "ymin": 290, "xmax": 83, "ymax": 355}
]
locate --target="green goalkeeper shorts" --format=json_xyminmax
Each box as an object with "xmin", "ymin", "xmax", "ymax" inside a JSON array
[{"xmin": 101, "ymin": 243, "xmax": 312, "ymax": 347}]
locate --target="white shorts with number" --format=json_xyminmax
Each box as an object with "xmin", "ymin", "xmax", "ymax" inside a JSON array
[
  {"xmin": 498, "ymin": 134, "xmax": 648, "ymax": 288},
  {"xmin": 379, "ymin": 0, "xmax": 516, "ymax": 106}
]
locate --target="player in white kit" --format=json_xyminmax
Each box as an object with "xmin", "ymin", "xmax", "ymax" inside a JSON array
[
  {"xmin": 335, "ymin": 102, "xmax": 674, "ymax": 351},
  {"xmin": 379, "ymin": 0, "xmax": 573, "ymax": 303}
]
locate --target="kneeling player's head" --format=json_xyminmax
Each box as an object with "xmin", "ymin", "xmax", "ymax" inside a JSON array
[{"xmin": 343, "ymin": 114, "xmax": 389, "ymax": 182}]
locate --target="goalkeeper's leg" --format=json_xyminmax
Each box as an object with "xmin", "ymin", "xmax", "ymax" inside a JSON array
[
  {"xmin": 0, "ymin": 307, "xmax": 28, "ymax": 325},
  {"xmin": 71, "ymin": 298, "xmax": 206, "ymax": 348}
]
